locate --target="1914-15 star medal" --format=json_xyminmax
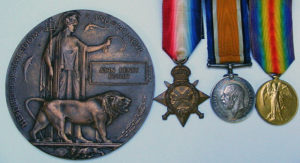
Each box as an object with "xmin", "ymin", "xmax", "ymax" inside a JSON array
[{"xmin": 154, "ymin": 64, "xmax": 209, "ymax": 127}]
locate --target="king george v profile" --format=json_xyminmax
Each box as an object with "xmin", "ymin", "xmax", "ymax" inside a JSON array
[{"xmin": 221, "ymin": 84, "xmax": 246, "ymax": 120}]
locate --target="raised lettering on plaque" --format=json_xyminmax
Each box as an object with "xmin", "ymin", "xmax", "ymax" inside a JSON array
[
  {"xmin": 6, "ymin": 10, "xmax": 154, "ymax": 160},
  {"xmin": 90, "ymin": 62, "xmax": 148, "ymax": 85}
]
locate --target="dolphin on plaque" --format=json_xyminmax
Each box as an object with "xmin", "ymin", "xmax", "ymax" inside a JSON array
[{"xmin": 6, "ymin": 10, "xmax": 155, "ymax": 159}]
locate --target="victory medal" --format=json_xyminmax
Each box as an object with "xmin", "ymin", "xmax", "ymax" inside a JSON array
[
  {"xmin": 205, "ymin": 0, "xmax": 255, "ymax": 123},
  {"xmin": 250, "ymin": 0, "xmax": 298, "ymax": 125},
  {"xmin": 154, "ymin": 0, "xmax": 209, "ymax": 127}
]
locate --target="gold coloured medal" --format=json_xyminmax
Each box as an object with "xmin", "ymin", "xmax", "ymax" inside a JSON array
[
  {"xmin": 249, "ymin": 1, "xmax": 297, "ymax": 125},
  {"xmin": 256, "ymin": 76, "xmax": 298, "ymax": 125}
]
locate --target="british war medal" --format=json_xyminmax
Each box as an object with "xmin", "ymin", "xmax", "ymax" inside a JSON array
[
  {"xmin": 154, "ymin": 0, "xmax": 209, "ymax": 127},
  {"xmin": 250, "ymin": 0, "xmax": 298, "ymax": 125},
  {"xmin": 6, "ymin": 10, "xmax": 155, "ymax": 159},
  {"xmin": 205, "ymin": 0, "xmax": 255, "ymax": 122}
]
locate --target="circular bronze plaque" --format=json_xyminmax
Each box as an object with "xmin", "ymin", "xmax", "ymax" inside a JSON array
[
  {"xmin": 6, "ymin": 10, "xmax": 154, "ymax": 159},
  {"xmin": 256, "ymin": 78, "xmax": 298, "ymax": 125}
]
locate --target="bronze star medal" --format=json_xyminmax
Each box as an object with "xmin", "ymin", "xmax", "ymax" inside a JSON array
[{"xmin": 154, "ymin": 63, "xmax": 209, "ymax": 126}]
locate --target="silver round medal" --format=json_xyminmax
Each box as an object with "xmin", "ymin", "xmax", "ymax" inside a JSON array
[{"xmin": 211, "ymin": 76, "xmax": 255, "ymax": 123}]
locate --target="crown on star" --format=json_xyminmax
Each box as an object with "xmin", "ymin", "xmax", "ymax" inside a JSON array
[{"xmin": 171, "ymin": 65, "xmax": 191, "ymax": 82}]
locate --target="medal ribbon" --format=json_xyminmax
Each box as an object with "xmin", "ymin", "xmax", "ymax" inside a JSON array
[
  {"xmin": 250, "ymin": 0, "xmax": 294, "ymax": 75},
  {"xmin": 205, "ymin": 0, "xmax": 251, "ymax": 64},
  {"xmin": 163, "ymin": 0, "xmax": 204, "ymax": 62}
]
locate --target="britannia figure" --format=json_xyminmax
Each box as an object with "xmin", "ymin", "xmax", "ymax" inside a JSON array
[{"xmin": 40, "ymin": 11, "xmax": 111, "ymax": 142}]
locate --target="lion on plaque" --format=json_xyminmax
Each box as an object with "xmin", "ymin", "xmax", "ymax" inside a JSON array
[{"xmin": 26, "ymin": 91, "xmax": 131, "ymax": 143}]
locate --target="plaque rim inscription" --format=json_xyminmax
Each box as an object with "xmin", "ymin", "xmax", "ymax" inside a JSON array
[{"xmin": 5, "ymin": 9, "xmax": 155, "ymax": 160}]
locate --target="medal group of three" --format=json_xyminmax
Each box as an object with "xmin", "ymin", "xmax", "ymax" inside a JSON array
[
  {"xmin": 156, "ymin": 0, "xmax": 297, "ymax": 126},
  {"xmin": 5, "ymin": 0, "xmax": 297, "ymax": 160}
]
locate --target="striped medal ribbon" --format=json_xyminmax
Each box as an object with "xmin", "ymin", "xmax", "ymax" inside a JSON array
[
  {"xmin": 250, "ymin": 0, "xmax": 294, "ymax": 75},
  {"xmin": 205, "ymin": 0, "xmax": 255, "ymax": 123},
  {"xmin": 162, "ymin": 0, "xmax": 204, "ymax": 62},
  {"xmin": 250, "ymin": 0, "xmax": 298, "ymax": 125},
  {"xmin": 206, "ymin": 0, "xmax": 251, "ymax": 66},
  {"xmin": 154, "ymin": 0, "xmax": 209, "ymax": 127}
]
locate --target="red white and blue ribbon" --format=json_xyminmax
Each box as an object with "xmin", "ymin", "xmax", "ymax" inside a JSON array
[
  {"xmin": 205, "ymin": 0, "xmax": 251, "ymax": 64},
  {"xmin": 163, "ymin": 0, "xmax": 204, "ymax": 62}
]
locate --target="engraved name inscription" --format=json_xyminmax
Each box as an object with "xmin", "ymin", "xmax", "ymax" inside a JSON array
[{"xmin": 90, "ymin": 62, "xmax": 148, "ymax": 85}]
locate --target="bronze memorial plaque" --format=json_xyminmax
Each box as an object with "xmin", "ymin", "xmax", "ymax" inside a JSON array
[{"xmin": 6, "ymin": 10, "xmax": 154, "ymax": 159}]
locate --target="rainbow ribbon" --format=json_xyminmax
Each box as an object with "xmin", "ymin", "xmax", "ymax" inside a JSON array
[
  {"xmin": 163, "ymin": 0, "xmax": 204, "ymax": 62},
  {"xmin": 250, "ymin": 0, "xmax": 294, "ymax": 75}
]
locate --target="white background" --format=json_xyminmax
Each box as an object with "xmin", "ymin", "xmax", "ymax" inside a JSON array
[{"xmin": 0, "ymin": 0, "xmax": 300, "ymax": 163}]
